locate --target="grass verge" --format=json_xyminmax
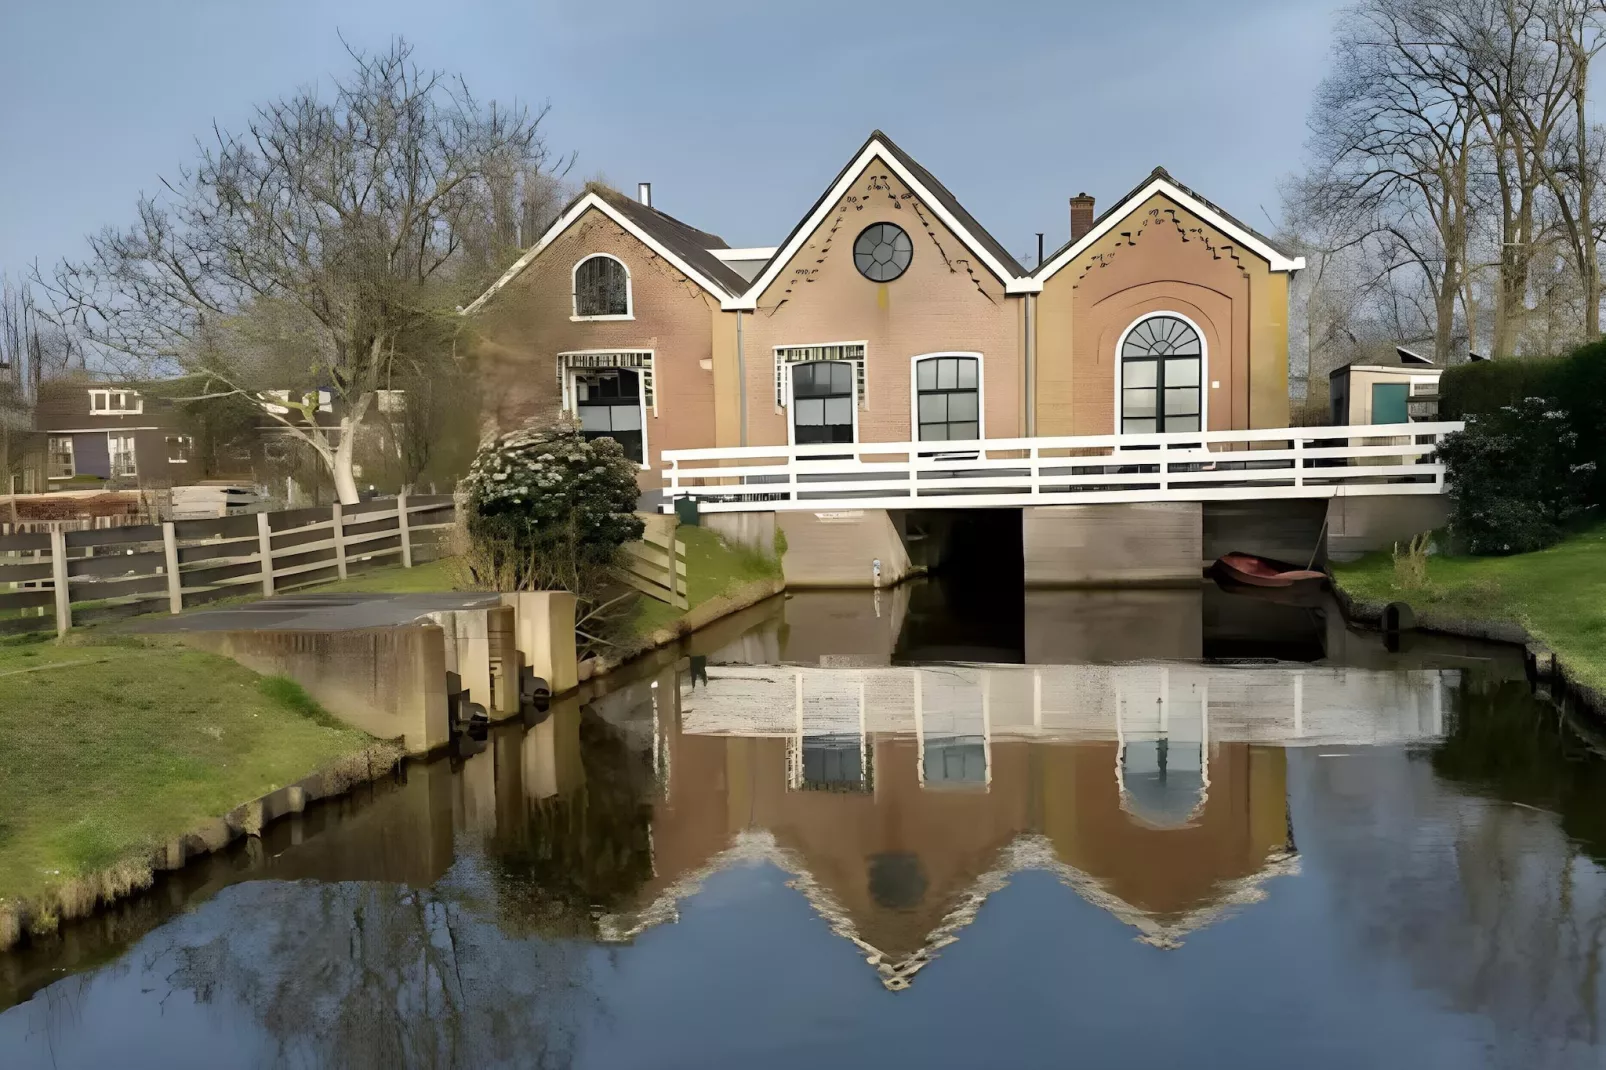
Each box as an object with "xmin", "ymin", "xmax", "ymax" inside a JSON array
[
  {"xmin": 1332, "ymin": 521, "xmax": 1606, "ymax": 691},
  {"xmin": 621, "ymin": 526, "xmax": 782, "ymax": 641},
  {"xmin": 0, "ymin": 635, "xmax": 375, "ymax": 911}
]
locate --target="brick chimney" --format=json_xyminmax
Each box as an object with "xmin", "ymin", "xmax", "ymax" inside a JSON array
[{"xmin": 1070, "ymin": 193, "xmax": 1095, "ymax": 242}]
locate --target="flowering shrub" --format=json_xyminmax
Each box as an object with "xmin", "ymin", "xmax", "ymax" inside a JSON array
[
  {"xmin": 460, "ymin": 423, "xmax": 644, "ymax": 592},
  {"xmin": 1439, "ymin": 397, "xmax": 1595, "ymax": 555}
]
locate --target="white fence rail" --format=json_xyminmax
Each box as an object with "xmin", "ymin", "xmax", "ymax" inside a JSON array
[{"xmin": 662, "ymin": 422, "xmax": 1465, "ymax": 513}]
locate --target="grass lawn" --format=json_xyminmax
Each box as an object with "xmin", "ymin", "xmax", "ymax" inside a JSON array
[
  {"xmin": 622, "ymin": 526, "xmax": 782, "ymax": 640},
  {"xmin": 298, "ymin": 556, "xmax": 461, "ymax": 595},
  {"xmin": 1333, "ymin": 521, "xmax": 1606, "ymax": 690},
  {"xmin": 0, "ymin": 635, "xmax": 376, "ymax": 912}
]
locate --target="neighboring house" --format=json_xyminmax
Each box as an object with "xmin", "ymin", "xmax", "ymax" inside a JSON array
[
  {"xmin": 1328, "ymin": 348, "xmax": 1443, "ymax": 426},
  {"xmin": 464, "ymin": 130, "xmax": 1305, "ymax": 486},
  {"xmin": 32, "ymin": 381, "xmax": 200, "ymax": 488}
]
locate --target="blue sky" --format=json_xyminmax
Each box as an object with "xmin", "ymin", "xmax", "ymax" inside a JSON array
[{"xmin": 0, "ymin": 0, "xmax": 1345, "ymax": 277}]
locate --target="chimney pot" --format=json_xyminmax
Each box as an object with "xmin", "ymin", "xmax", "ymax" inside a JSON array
[
  {"xmin": 1070, "ymin": 193, "xmax": 1096, "ymax": 243},
  {"xmin": 638, "ymin": 182, "xmax": 652, "ymax": 208}
]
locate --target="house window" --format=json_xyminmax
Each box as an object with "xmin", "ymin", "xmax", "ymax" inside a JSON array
[
  {"xmin": 573, "ymin": 255, "xmax": 631, "ymax": 318},
  {"xmin": 166, "ymin": 435, "xmax": 195, "ymax": 463},
  {"xmin": 376, "ymin": 389, "xmax": 406, "ymax": 414},
  {"xmin": 574, "ymin": 368, "xmax": 645, "ymax": 464},
  {"xmin": 914, "ymin": 355, "xmax": 981, "ymax": 441},
  {"xmin": 47, "ymin": 436, "xmax": 74, "ymax": 478},
  {"xmin": 798, "ymin": 733, "xmax": 871, "ymax": 793},
  {"xmin": 108, "ymin": 432, "xmax": 137, "ymax": 478},
  {"xmin": 923, "ymin": 737, "xmax": 988, "ymax": 786},
  {"xmin": 89, "ymin": 389, "xmax": 142, "ymax": 415},
  {"xmin": 854, "ymin": 223, "xmax": 913, "ymax": 282},
  {"xmin": 1120, "ymin": 315, "xmax": 1203, "ymax": 433},
  {"xmin": 789, "ymin": 361, "xmax": 856, "ymax": 445},
  {"xmin": 775, "ymin": 344, "xmax": 866, "ymax": 408}
]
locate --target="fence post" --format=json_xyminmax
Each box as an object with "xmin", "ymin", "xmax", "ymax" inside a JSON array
[
  {"xmin": 397, "ymin": 492, "xmax": 413, "ymax": 569},
  {"xmin": 1294, "ymin": 436, "xmax": 1305, "ymax": 488},
  {"xmin": 331, "ymin": 502, "xmax": 349, "ymax": 580},
  {"xmin": 49, "ymin": 527, "xmax": 70, "ymax": 637},
  {"xmin": 163, "ymin": 521, "xmax": 182, "ymax": 614},
  {"xmin": 257, "ymin": 512, "xmax": 275, "ymax": 597}
]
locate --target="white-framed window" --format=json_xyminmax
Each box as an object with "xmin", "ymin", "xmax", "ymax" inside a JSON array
[
  {"xmin": 775, "ymin": 343, "xmax": 867, "ymax": 410},
  {"xmin": 166, "ymin": 435, "xmax": 195, "ymax": 463},
  {"xmin": 108, "ymin": 432, "xmax": 137, "ymax": 478},
  {"xmin": 376, "ymin": 389, "xmax": 407, "ymax": 414},
  {"xmin": 1116, "ymin": 313, "xmax": 1206, "ymax": 434},
  {"xmin": 559, "ymin": 351, "xmax": 654, "ymax": 467},
  {"xmin": 911, "ymin": 353, "xmax": 983, "ymax": 442},
  {"xmin": 89, "ymin": 389, "xmax": 142, "ymax": 415},
  {"xmin": 572, "ymin": 254, "xmax": 632, "ymax": 320},
  {"xmin": 47, "ymin": 436, "xmax": 74, "ymax": 478},
  {"xmin": 787, "ymin": 361, "xmax": 858, "ymax": 446}
]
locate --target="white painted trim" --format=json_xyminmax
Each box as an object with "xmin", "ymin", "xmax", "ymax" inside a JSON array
[
  {"xmin": 46, "ymin": 427, "xmax": 161, "ymax": 433},
  {"xmin": 909, "ymin": 352, "xmax": 986, "ymax": 444},
  {"xmin": 560, "ymin": 354, "xmax": 653, "ymax": 471},
  {"xmin": 1113, "ymin": 312, "xmax": 1209, "ymax": 435},
  {"xmin": 87, "ymin": 388, "xmax": 143, "ymax": 416},
  {"xmin": 726, "ymin": 139, "xmax": 1041, "ymax": 311},
  {"xmin": 784, "ymin": 358, "xmax": 861, "ymax": 448},
  {"xmin": 773, "ymin": 340, "xmax": 869, "ymax": 411},
  {"xmin": 461, "ymin": 192, "xmax": 735, "ymax": 315},
  {"xmin": 570, "ymin": 253, "xmax": 635, "ymax": 321},
  {"xmin": 1036, "ymin": 176, "xmax": 1306, "ymax": 282},
  {"xmin": 711, "ymin": 247, "xmax": 777, "ymax": 262}
]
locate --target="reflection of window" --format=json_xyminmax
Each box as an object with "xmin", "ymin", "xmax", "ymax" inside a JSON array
[
  {"xmin": 108, "ymin": 433, "xmax": 137, "ymax": 478},
  {"xmin": 575, "ymin": 368, "xmax": 645, "ymax": 464},
  {"xmin": 915, "ymin": 356, "xmax": 980, "ymax": 441},
  {"xmin": 89, "ymin": 389, "xmax": 141, "ymax": 415},
  {"xmin": 799, "ymin": 733, "xmax": 871, "ymax": 793},
  {"xmin": 1121, "ymin": 315, "xmax": 1202, "ymax": 433},
  {"xmin": 790, "ymin": 361, "xmax": 855, "ymax": 445},
  {"xmin": 47, "ymin": 436, "xmax": 74, "ymax": 478},
  {"xmin": 263, "ymin": 437, "xmax": 292, "ymax": 462},
  {"xmin": 573, "ymin": 255, "xmax": 630, "ymax": 318},
  {"xmin": 376, "ymin": 389, "xmax": 406, "ymax": 414},
  {"xmin": 166, "ymin": 435, "xmax": 194, "ymax": 463},
  {"xmin": 923, "ymin": 736, "xmax": 987, "ymax": 786}
]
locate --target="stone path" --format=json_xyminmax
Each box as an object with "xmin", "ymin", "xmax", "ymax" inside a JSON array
[{"xmin": 130, "ymin": 592, "xmax": 504, "ymax": 634}]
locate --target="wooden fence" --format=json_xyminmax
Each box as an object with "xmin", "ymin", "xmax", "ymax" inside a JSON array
[
  {"xmin": 0, "ymin": 495, "xmax": 456, "ymax": 636},
  {"xmin": 619, "ymin": 514, "xmax": 689, "ymax": 610}
]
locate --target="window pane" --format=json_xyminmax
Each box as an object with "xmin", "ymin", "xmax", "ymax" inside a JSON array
[
  {"xmin": 917, "ymin": 360, "xmax": 937, "ymax": 390},
  {"xmin": 1164, "ymin": 387, "xmax": 1200, "ymax": 416},
  {"xmin": 949, "ymin": 422, "xmax": 978, "ymax": 440},
  {"xmin": 1165, "ymin": 416, "xmax": 1200, "ymax": 432},
  {"xmin": 824, "ymin": 397, "xmax": 853, "ymax": 426},
  {"xmin": 957, "ymin": 359, "xmax": 978, "ymax": 388},
  {"xmin": 1123, "ymin": 388, "xmax": 1157, "ymax": 418},
  {"xmin": 1124, "ymin": 418, "xmax": 1157, "ymax": 434},
  {"xmin": 609, "ymin": 403, "xmax": 642, "ymax": 431},
  {"xmin": 1165, "ymin": 358, "xmax": 1200, "ymax": 386},
  {"xmin": 795, "ymin": 398, "xmax": 824, "ymax": 426},
  {"xmin": 919, "ymin": 394, "xmax": 947, "ymax": 422},
  {"xmin": 948, "ymin": 392, "xmax": 979, "ymax": 421},
  {"xmin": 937, "ymin": 360, "xmax": 958, "ymax": 390},
  {"xmin": 574, "ymin": 378, "xmax": 590, "ymax": 402},
  {"xmin": 834, "ymin": 363, "xmax": 855, "ymax": 393},
  {"xmin": 1124, "ymin": 361, "xmax": 1158, "ymax": 389},
  {"xmin": 920, "ymin": 422, "xmax": 948, "ymax": 441},
  {"xmin": 579, "ymin": 406, "xmax": 612, "ymax": 432}
]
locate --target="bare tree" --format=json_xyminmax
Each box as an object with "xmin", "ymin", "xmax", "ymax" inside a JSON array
[{"xmin": 40, "ymin": 38, "xmax": 571, "ymax": 503}]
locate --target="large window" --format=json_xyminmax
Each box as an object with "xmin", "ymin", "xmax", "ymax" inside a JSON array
[
  {"xmin": 789, "ymin": 361, "xmax": 855, "ymax": 445},
  {"xmin": 914, "ymin": 355, "xmax": 980, "ymax": 441},
  {"xmin": 574, "ymin": 367, "xmax": 645, "ymax": 464},
  {"xmin": 88, "ymin": 389, "xmax": 141, "ymax": 415},
  {"xmin": 1120, "ymin": 315, "xmax": 1203, "ymax": 433},
  {"xmin": 108, "ymin": 432, "xmax": 137, "ymax": 478},
  {"xmin": 47, "ymin": 436, "xmax": 74, "ymax": 478},
  {"xmin": 166, "ymin": 435, "xmax": 195, "ymax": 463},
  {"xmin": 573, "ymin": 255, "xmax": 630, "ymax": 318}
]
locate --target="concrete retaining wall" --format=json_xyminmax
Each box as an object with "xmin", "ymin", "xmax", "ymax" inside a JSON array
[
  {"xmin": 181, "ymin": 625, "xmax": 449, "ymax": 755},
  {"xmin": 503, "ymin": 590, "xmax": 579, "ymax": 694},
  {"xmin": 776, "ymin": 509, "xmax": 913, "ymax": 588},
  {"xmin": 1203, "ymin": 499, "xmax": 1329, "ymax": 568},
  {"xmin": 703, "ymin": 512, "xmax": 777, "ymax": 558},
  {"xmin": 1022, "ymin": 502, "xmax": 1202, "ymax": 585},
  {"xmin": 1327, "ymin": 494, "xmax": 1450, "ymax": 560}
]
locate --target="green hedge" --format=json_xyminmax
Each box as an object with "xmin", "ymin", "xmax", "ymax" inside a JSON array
[{"xmin": 1440, "ymin": 342, "xmax": 1606, "ymax": 507}]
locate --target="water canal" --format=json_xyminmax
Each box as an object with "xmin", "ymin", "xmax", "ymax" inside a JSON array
[{"xmin": 4, "ymin": 582, "xmax": 1606, "ymax": 1068}]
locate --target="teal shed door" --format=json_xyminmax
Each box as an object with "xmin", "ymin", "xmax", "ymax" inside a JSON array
[{"xmin": 1371, "ymin": 382, "xmax": 1409, "ymax": 424}]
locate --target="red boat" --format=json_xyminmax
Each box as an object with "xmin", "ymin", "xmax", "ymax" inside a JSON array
[{"xmin": 1210, "ymin": 552, "xmax": 1328, "ymax": 591}]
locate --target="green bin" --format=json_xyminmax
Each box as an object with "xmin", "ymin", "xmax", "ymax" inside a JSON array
[{"xmin": 673, "ymin": 496, "xmax": 700, "ymax": 527}]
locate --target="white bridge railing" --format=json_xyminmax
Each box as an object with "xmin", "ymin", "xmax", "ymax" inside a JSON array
[{"xmin": 661, "ymin": 422, "xmax": 1465, "ymax": 513}]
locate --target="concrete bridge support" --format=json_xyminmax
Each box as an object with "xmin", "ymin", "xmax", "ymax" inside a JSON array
[
  {"xmin": 1022, "ymin": 502, "xmax": 1202, "ymax": 586},
  {"xmin": 774, "ymin": 509, "xmax": 914, "ymax": 588},
  {"xmin": 1326, "ymin": 495, "xmax": 1450, "ymax": 560}
]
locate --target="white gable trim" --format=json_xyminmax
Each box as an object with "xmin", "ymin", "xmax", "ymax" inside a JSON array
[
  {"xmin": 712, "ymin": 247, "xmax": 777, "ymax": 262},
  {"xmin": 1036, "ymin": 177, "xmax": 1306, "ymax": 282},
  {"xmin": 461, "ymin": 193, "xmax": 732, "ymax": 316},
  {"xmin": 726, "ymin": 140, "xmax": 1041, "ymax": 311}
]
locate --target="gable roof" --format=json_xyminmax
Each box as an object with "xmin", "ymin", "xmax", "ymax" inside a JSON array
[
  {"xmin": 1034, "ymin": 167, "xmax": 1305, "ymax": 282},
  {"xmin": 730, "ymin": 130, "xmax": 1040, "ymax": 310},
  {"xmin": 461, "ymin": 186, "xmax": 750, "ymax": 316}
]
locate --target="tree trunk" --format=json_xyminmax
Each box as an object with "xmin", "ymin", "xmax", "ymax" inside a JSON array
[
  {"xmin": 329, "ymin": 392, "xmax": 375, "ymax": 506},
  {"xmin": 1577, "ymin": 49, "xmax": 1599, "ymax": 338}
]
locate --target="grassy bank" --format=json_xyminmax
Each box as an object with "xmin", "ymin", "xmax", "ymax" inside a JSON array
[
  {"xmin": 622, "ymin": 526, "xmax": 782, "ymax": 641},
  {"xmin": 1333, "ymin": 522, "xmax": 1606, "ymax": 690},
  {"xmin": 0, "ymin": 635, "xmax": 376, "ymax": 915}
]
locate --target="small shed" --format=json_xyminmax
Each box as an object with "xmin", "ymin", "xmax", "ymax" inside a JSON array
[{"xmin": 1328, "ymin": 347, "xmax": 1443, "ymax": 426}]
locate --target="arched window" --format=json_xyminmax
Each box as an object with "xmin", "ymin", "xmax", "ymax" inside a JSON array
[
  {"xmin": 1119, "ymin": 314, "xmax": 1203, "ymax": 433},
  {"xmin": 913, "ymin": 354, "xmax": 981, "ymax": 441},
  {"xmin": 573, "ymin": 255, "xmax": 631, "ymax": 318}
]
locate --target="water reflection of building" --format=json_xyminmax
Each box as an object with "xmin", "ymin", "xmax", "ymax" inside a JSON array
[{"xmin": 592, "ymin": 662, "xmax": 1452, "ymax": 989}]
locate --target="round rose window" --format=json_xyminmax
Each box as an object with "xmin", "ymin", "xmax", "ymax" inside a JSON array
[{"xmin": 853, "ymin": 223, "xmax": 913, "ymax": 282}]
